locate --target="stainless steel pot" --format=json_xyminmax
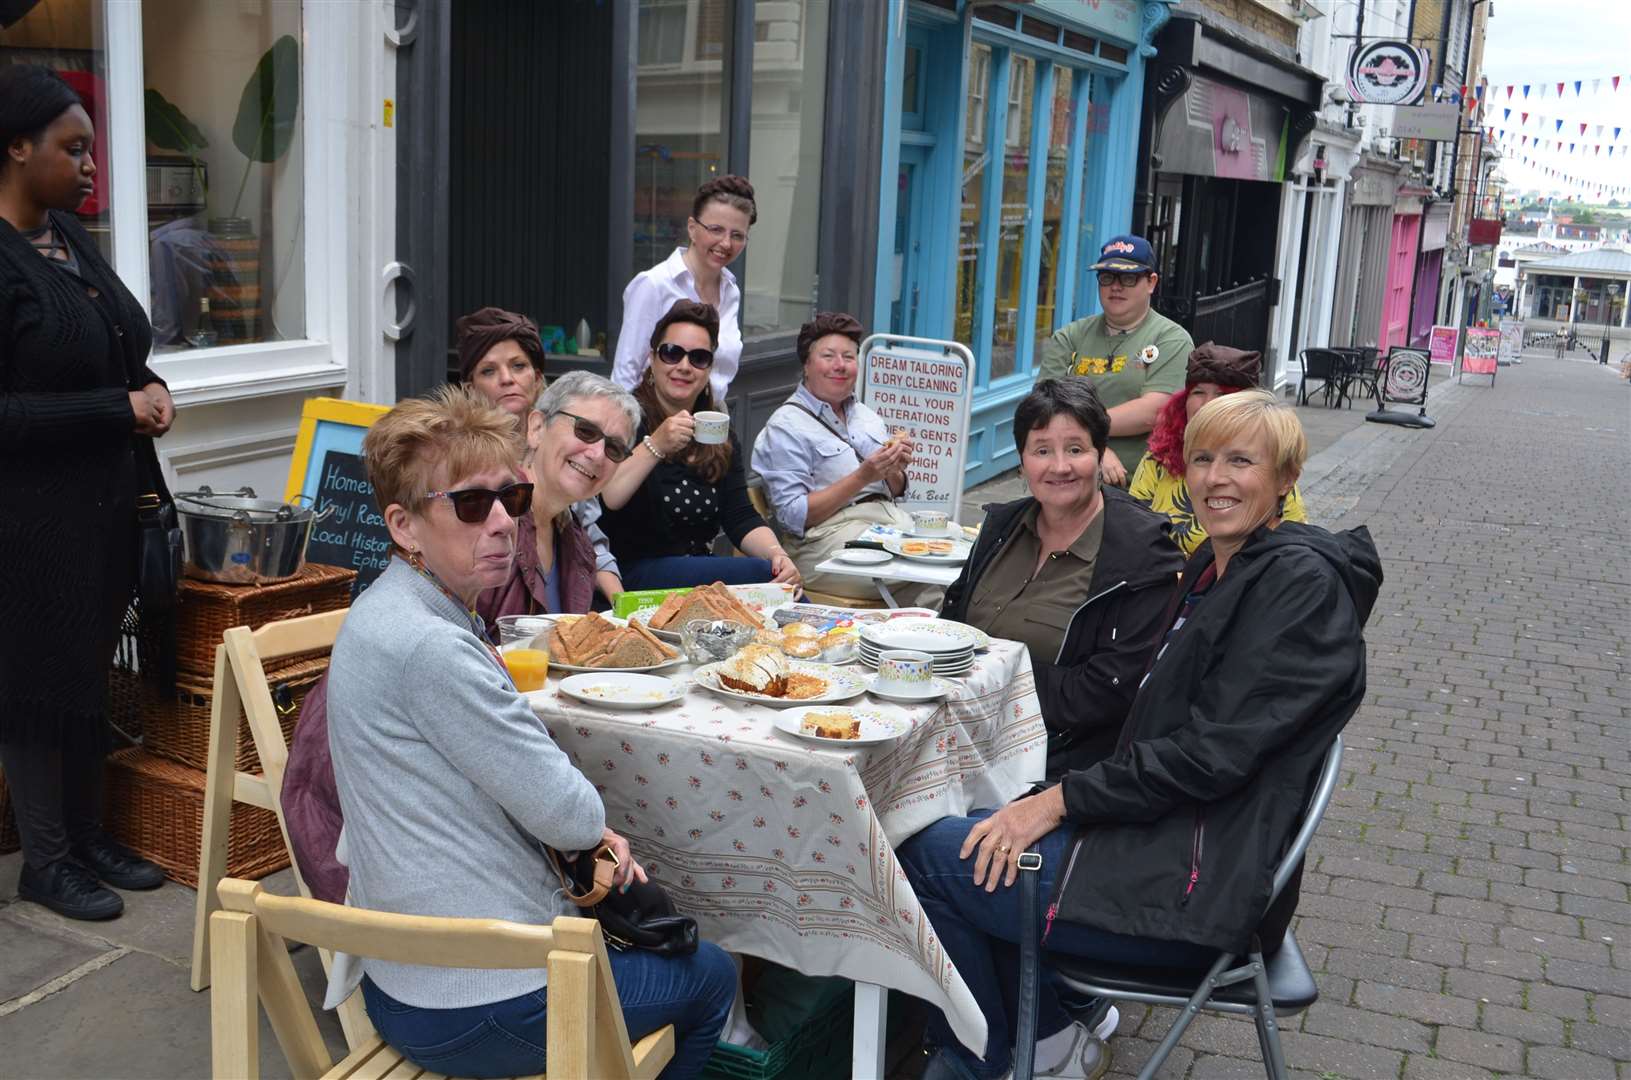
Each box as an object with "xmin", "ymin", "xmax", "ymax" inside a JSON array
[{"xmin": 174, "ymin": 486, "xmax": 333, "ymax": 585}]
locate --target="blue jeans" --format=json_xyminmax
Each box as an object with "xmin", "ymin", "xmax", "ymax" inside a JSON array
[
  {"xmin": 621, "ymin": 555, "xmax": 773, "ymax": 591},
  {"xmin": 360, "ymin": 940, "xmax": 736, "ymax": 1079},
  {"xmin": 897, "ymin": 812, "xmax": 1217, "ymax": 1079}
]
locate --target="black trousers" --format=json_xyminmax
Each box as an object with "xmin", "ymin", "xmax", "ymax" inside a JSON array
[{"xmin": 0, "ymin": 738, "xmax": 105, "ymax": 870}]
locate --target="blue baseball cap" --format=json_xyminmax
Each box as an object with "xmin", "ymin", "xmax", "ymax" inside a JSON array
[{"xmin": 1089, "ymin": 234, "xmax": 1156, "ymax": 274}]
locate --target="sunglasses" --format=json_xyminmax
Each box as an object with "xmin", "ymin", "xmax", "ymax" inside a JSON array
[
  {"xmin": 1098, "ymin": 271, "xmax": 1151, "ymax": 288},
  {"xmin": 655, "ymin": 342, "xmax": 716, "ymax": 369},
  {"xmin": 556, "ymin": 411, "xmax": 633, "ymax": 463},
  {"xmin": 426, "ymin": 482, "xmax": 534, "ymax": 524}
]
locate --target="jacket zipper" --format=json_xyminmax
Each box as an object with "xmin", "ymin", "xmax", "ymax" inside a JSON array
[
  {"xmin": 1042, "ymin": 834, "xmax": 1086, "ymax": 944},
  {"xmin": 1182, "ymin": 809, "xmax": 1205, "ymax": 905}
]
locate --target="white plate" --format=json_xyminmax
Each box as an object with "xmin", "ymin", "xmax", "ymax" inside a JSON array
[
  {"xmin": 628, "ymin": 602, "xmax": 776, "ymax": 643},
  {"xmin": 774, "ymin": 706, "xmax": 911, "ymax": 747},
  {"xmin": 503, "ymin": 616, "xmax": 683, "ymax": 672},
  {"xmin": 550, "ymin": 653, "xmax": 688, "ymax": 675},
  {"xmin": 867, "ymin": 676, "xmax": 958, "ymax": 704},
  {"xmin": 859, "ymin": 652, "xmax": 975, "ymax": 676},
  {"xmin": 834, "ymin": 547, "xmax": 893, "ymax": 566},
  {"xmin": 558, "ymin": 673, "xmax": 685, "ymax": 710},
  {"xmin": 907, "ymin": 521, "xmax": 961, "ymax": 539},
  {"xmin": 691, "ymin": 660, "xmax": 868, "ymax": 708},
  {"xmin": 861, "ymin": 617, "xmax": 989, "ymax": 652},
  {"xmin": 881, "ymin": 536, "xmax": 972, "ymax": 565}
]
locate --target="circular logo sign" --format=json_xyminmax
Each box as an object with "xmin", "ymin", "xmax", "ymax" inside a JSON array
[
  {"xmin": 1383, "ymin": 350, "xmax": 1429, "ymax": 403},
  {"xmin": 1346, "ymin": 41, "xmax": 1427, "ymax": 106}
]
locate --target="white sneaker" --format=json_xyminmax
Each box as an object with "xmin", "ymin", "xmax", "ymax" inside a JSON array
[
  {"xmin": 1031, "ymin": 1018, "xmax": 1112, "ymax": 1080},
  {"xmin": 1092, "ymin": 1004, "xmax": 1120, "ymax": 1042}
]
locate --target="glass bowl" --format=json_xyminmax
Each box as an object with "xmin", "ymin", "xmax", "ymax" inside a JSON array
[{"xmin": 679, "ymin": 619, "xmax": 756, "ymax": 664}]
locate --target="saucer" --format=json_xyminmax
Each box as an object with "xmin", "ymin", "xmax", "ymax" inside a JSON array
[{"xmin": 867, "ymin": 675, "xmax": 957, "ymax": 703}]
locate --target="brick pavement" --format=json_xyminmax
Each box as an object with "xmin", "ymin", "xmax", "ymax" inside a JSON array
[{"xmin": 1102, "ymin": 350, "xmax": 1631, "ymax": 1078}]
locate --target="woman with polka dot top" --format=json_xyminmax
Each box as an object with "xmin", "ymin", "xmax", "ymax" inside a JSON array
[{"xmin": 597, "ymin": 300, "xmax": 800, "ymax": 592}]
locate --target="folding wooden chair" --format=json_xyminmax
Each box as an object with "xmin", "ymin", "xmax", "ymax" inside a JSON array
[
  {"xmin": 209, "ymin": 878, "xmax": 673, "ymax": 1080},
  {"xmin": 1047, "ymin": 736, "xmax": 1344, "ymax": 1080},
  {"xmin": 187, "ymin": 609, "xmax": 369, "ymax": 1043}
]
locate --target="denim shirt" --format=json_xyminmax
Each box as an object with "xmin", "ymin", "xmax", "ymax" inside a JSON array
[{"xmin": 751, "ymin": 382, "xmax": 895, "ymax": 537}]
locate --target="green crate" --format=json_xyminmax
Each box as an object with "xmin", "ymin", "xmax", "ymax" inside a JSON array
[
  {"xmin": 701, "ymin": 985, "xmax": 854, "ymax": 1080},
  {"xmin": 611, "ymin": 587, "xmax": 692, "ymax": 618}
]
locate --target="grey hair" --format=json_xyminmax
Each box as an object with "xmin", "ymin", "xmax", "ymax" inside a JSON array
[{"xmin": 534, "ymin": 370, "xmax": 641, "ymax": 441}]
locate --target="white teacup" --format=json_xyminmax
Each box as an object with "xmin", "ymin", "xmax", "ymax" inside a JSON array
[
  {"xmin": 876, "ymin": 650, "xmax": 934, "ymax": 694},
  {"xmin": 694, "ymin": 411, "xmax": 731, "ymax": 445},
  {"xmin": 911, "ymin": 510, "xmax": 949, "ymax": 534}
]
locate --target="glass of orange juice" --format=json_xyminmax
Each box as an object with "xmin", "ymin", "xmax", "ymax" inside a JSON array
[{"xmin": 504, "ymin": 647, "xmax": 551, "ymax": 692}]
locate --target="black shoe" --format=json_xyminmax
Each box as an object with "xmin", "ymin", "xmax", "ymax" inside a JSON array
[
  {"xmin": 71, "ymin": 833, "xmax": 166, "ymax": 890},
  {"xmin": 18, "ymin": 859, "xmax": 124, "ymax": 921}
]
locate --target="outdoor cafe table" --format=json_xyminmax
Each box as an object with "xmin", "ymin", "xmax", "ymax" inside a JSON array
[
  {"xmin": 811, "ymin": 523, "xmax": 973, "ymax": 607},
  {"xmin": 525, "ymin": 640, "xmax": 1047, "ymax": 1077}
]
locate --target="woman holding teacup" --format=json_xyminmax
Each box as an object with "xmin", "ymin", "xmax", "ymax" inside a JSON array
[
  {"xmin": 597, "ymin": 299, "xmax": 797, "ymax": 591},
  {"xmin": 752, "ymin": 312, "xmax": 935, "ymax": 604},
  {"xmin": 940, "ymin": 379, "xmax": 1182, "ymax": 779}
]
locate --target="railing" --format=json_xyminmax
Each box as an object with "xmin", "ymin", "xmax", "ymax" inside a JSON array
[{"xmin": 1155, "ymin": 278, "xmax": 1274, "ymax": 361}]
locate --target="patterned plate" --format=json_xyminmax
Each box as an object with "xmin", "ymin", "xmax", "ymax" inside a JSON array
[
  {"xmin": 773, "ymin": 706, "xmax": 911, "ymax": 747},
  {"xmin": 881, "ymin": 536, "xmax": 973, "ymax": 565},
  {"xmin": 691, "ymin": 660, "xmax": 869, "ymax": 708},
  {"xmin": 861, "ymin": 617, "xmax": 989, "ymax": 652}
]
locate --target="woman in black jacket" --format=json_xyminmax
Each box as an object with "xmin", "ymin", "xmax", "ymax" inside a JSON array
[
  {"xmin": 941, "ymin": 380, "xmax": 1181, "ymax": 779},
  {"xmin": 0, "ymin": 67, "xmax": 170, "ymax": 921},
  {"xmin": 597, "ymin": 299, "xmax": 799, "ymax": 590},
  {"xmin": 901, "ymin": 390, "xmax": 1382, "ymax": 1080}
]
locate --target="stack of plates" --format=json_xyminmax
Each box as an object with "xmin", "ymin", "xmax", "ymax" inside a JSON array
[{"xmin": 858, "ymin": 618, "xmax": 986, "ymax": 677}]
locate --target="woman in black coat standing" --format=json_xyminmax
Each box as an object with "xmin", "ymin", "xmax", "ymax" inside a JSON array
[{"xmin": 0, "ymin": 66, "xmax": 171, "ymax": 920}]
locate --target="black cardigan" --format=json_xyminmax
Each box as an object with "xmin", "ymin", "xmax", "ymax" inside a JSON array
[
  {"xmin": 941, "ymin": 487, "xmax": 1183, "ymax": 778},
  {"xmin": 0, "ymin": 210, "xmax": 165, "ymax": 747},
  {"xmin": 598, "ymin": 426, "xmax": 767, "ymax": 564}
]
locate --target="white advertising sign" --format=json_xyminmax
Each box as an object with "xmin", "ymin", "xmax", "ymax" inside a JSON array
[{"xmin": 858, "ymin": 336, "xmax": 974, "ymax": 515}]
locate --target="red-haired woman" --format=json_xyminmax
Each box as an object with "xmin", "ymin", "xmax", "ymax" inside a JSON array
[{"xmin": 1129, "ymin": 343, "xmax": 1306, "ymax": 556}]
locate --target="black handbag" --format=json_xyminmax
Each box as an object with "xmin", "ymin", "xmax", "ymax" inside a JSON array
[
  {"xmin": 136, "ymin": 491, "xmax": 183, "ymax": 613},
  {"xmin": 549, "ymin": 844, "xmax": 699, "ymax": 957}
]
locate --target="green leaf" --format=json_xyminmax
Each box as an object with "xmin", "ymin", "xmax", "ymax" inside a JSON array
[
  {"xmin": 231, "ymin": 34, "xmax": 300, "ymax": 164},
  {"xmin": 143, "ymin": 87, "xmax": 208, "ymax": 155}
]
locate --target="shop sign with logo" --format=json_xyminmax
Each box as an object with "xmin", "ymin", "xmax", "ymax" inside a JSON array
[{"xmin": 1346, "ymin": 41, "xmax": 1429, "ymax": 106}]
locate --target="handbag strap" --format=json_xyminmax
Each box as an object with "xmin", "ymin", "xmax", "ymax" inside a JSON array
[
  {"xmin": 1013, "ymin": 850, "xmax": 1045, "ymax": 1080},
  {"xmin": 546, "ymin": 843, "xmax": 615, "ymax": 906}
]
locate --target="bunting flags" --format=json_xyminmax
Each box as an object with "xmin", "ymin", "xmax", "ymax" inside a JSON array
[
  {"xmin": 1494, "ymin": 110, "xmax": 1628, "ymax": 141},
  {"xmin": 1491, "ymin": 75, "xmax": 1626, "ymax": 100}
]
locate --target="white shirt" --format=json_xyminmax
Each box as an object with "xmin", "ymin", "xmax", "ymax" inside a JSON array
[{"xmin": 612, "ymin": 247, "xmax": 743, "ymax": 403}]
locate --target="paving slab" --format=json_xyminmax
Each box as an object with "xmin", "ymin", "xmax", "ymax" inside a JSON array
[{"xmin": 0, "ymin": 908, "xmax": 111, "ymax": 1004}]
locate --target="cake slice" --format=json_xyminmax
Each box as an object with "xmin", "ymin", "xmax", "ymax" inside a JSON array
[
  {"xmin": 717, "ymin": 644, "xmax": 789, "ymax": 697},
  {"xmin": 800, "ymin": 711, "xmax": 861, "ymax": 739}
]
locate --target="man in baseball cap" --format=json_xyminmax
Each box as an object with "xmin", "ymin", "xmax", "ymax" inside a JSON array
[{"xmin": 1038, "ymin": 235, "xmax": 1194, "ymax": 485}]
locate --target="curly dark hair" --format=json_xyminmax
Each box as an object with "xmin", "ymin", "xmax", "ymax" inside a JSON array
[
  {"xmin": 648, "ymin": 299, "xmax": 720, "ymax": 351},
  {"xmin": 1012, "ymin": 379, "xmax": 1110, "ymax": 457},
  {"xmin": 796, "ymin": 312, "xmax": 865, "ymax": 366},
  {"xmin": 692, "ymin": 174, "xmax": 757, "ymax": 225}
]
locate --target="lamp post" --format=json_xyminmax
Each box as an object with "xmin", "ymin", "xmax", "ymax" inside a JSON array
[{"xmin": 1604, "ymin": 282, "xmax": 1621, "ymax": 365}]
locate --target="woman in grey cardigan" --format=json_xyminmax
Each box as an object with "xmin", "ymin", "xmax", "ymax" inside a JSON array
[{"xmin": 326, "ymin": 383, "xmax": 733, "ymax": 1078}]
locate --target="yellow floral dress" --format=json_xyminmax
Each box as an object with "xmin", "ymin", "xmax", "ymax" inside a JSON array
[{"xmin": 1128, "ymin": 452, "xmax": 1308, "ymax": 557}]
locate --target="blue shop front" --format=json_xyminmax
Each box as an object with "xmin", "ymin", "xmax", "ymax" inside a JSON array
[{"xmin": 870, "ymin": 0, "xmax": 1172, "ymax": 486}]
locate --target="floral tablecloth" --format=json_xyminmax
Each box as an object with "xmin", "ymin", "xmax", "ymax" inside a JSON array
[{"xmin": 527, "ymin": 640, "xmax": 1046, "ymax": 1053}]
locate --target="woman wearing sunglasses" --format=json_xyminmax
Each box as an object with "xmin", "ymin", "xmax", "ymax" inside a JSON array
[
  {"xmin": 597, "ymin": 300, "xmax": 796, "ymax": 591},
  {"xmin": 456, "ymin": 306, "xmax": 626, "ymax": 607},
  {"xmin": 611, "ymin": 175, "xmax": 754, "ymax": 402},
  {"xmin": 322, "ymin": 385, "xmax": 735, "ymax": 1079}
]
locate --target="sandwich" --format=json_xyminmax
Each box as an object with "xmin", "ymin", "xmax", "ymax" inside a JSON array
[
  {"xmin": 648, "ymin": 582, "xmax": 764, "ymax": 633},
  {"xmin": 800, "ymin": 711, "xmax": 861, "ymax": 740},
  {"xmin": 548, "ymin": 613, "xmax": 678, "ymax": 669},
  {"xmin": 717, "ymin": 644, "xmax": 790, "ymax": 697}
]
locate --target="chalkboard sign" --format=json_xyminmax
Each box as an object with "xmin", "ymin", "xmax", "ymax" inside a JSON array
[{"xmin": 305, "ymin": 450, "xmax": 393, "ymax": 597}]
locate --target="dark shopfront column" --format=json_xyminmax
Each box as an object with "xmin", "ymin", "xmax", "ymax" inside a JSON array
[{"xmin": 1133, "ymin": 13, "xmax": 1319, "ymax": 358}]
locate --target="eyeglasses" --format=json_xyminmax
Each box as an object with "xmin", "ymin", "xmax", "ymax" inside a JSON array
[
  {"xmin": 1097, "ymin": 271, "xmax": 1151, "ymax": 289},
  {"xmin": 692, "ymin": 220, "xmax": 749, "ymax": 246},
  {"xmin": 655, "ymin": 342, "xmax": 716, "ymax": 369},
  {"xmin": 425, "ymin": 482, "xmax": 534, "ymax": 524},
  {"xmin": 556, "ymin": 411, "xmax": 633, "ymax": 463}
]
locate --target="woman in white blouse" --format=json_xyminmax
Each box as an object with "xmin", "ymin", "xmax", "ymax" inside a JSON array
[{"xmin": 612, "ymin": 175, "xmax": 754, "ymax": 403}]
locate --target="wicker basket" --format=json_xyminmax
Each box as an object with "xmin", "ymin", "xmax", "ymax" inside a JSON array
[
  {"xmin": 138, "ymin": 656, "xmax": 327, "ymax": 774},
  {"xmin": 0, "ymin": 769, "xmax": 18, "ymax": 855},
  {"xmin": 104, "ymin": 748, "xmax": 288, "ymax": 887},
  {"xmin": 175, "ymin": 563, "xmax": 354, "ymax": 682}
]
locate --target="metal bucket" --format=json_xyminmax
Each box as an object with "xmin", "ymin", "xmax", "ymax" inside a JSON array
[{"xmin": 174, "ymin": 487, "xmax": 332, "ymax": 585}]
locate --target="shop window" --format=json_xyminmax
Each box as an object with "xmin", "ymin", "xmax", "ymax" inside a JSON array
[
  {"xmin": 955, "ymin": 44, "xmax": 993, "ymax": 347},
  {"xmin": 1033, "ymin": 68, "xmax": 1076, "ymax": 343},
  {"xmin": 633, "ymin": 0, "xmax": 729, "ymax": 276},
  {"xmin": 1, "ymin": 2, "xmax": 117, "ymax": 263},
  {"xmin": 741, "ymin": 0, "xmax": 828, "ymax": 334},
  {"xmin": 990, "ymin": 56, "xmax": 1036, "ymax": 380},
  {"xmin": 141, "ymin": 0, "xmax": 306, "ymax": 352}
]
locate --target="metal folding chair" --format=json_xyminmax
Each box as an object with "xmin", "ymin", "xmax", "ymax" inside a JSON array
[
  {"xmin": 1296, "ymin": 350, "xmax": 1345, "ymax": 407},
  {"xmin": 1046, "ymin": 736, "xmax": 1344, "ymax": 1080}
]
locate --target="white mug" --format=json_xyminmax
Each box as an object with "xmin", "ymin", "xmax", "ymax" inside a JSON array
[
  {"xmin": 693, "ymin": 411, "xmax": 731, "ymax": 445},
  {"xmin": 876, "ymin": 650, "xmax": 934, "ymax": 694}
]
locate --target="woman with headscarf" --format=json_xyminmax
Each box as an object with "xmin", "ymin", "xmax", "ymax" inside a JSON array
[
  {"xmin": 456, "ymin": 306, "xmax": 625, "ymax": 606},
  {"xmin": 1129, "ymin": 343, "xmax": 1307, "ymax": 556}
]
